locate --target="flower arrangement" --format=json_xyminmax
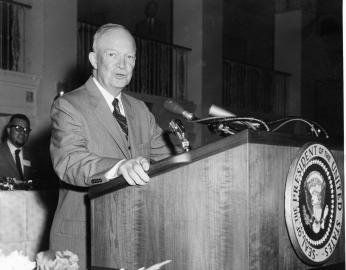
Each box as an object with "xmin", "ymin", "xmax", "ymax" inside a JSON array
[
  {"xmin": 0, "ymin": 249, "xmax": 79, "ymax": 270},
  {"xmin": 0, "ymin": 250, "xmax": 36, "ymax": 270},
  {"xmin": 0, "ymin": 249, "xmax": 170, "ymax": 270},
  {"xmin": 36, "ymin": 250, "xmax": 79, "ymax": 270}
]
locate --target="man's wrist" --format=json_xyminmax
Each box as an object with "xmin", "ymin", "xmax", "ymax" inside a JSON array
[{"xmin": 105, "ymin": 159, "xmax": 126, "ymax": 180}]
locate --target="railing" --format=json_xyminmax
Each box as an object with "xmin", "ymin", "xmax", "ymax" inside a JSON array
[
  {"xmin": 223, "ymin": 59, "xmax": 290, "ymax": 117},
  {"xmin": 0, "ymin": 0, "xmax": 31, "ymax": 72},
  {"xmin": 78, "ymin": 22, "xmax": 191, "ymax": 99}
]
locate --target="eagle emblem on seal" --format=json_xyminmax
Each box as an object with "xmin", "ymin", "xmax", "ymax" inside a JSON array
[{"xmin": 302, "ymin": 171, "xmax": 329, "ymax": 234}]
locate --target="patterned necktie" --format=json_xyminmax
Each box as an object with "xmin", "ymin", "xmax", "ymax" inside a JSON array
[
  {"xmin": 112, "ymin": 98, "xmax": 128, "ymax": 137},
  {"xmin": 15, "ymin": 149, "xmax": 24, "ymax": 180}
]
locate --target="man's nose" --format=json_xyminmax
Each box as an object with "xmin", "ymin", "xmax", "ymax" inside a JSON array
[{"xmin": 117, "ymin": 55, "xmax": 126, "ymax": 68}]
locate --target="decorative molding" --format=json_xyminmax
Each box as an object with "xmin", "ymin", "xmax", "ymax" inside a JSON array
[{"xmin": 0, "ymin": 69, "xmax": 40, "ymax": 117}]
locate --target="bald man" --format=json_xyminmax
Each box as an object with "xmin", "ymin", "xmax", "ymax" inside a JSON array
[{"xmin": 49, "ymin": 24, "xmax": 172, "ymax": 269}]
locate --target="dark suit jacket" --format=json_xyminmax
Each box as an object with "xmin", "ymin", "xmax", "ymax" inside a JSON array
[
  {"xmin": 49, "ymin": 77, "xmax": 172, "ymax": 269},
  {"xmin": 0, "ymin": 142, "xmax": 32, "ymax": 181}
]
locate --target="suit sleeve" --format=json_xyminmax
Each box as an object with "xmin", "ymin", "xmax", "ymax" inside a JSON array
[
  {"xmin": 50, "ymin": 98, "xmax": 120, "ymax": 187},
  {"xmin": 146, "ymin": 106, "xmax": 173, "ymax": 161}
]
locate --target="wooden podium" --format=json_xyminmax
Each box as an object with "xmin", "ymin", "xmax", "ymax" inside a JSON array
[{"xmin": 88, "ymin": 130, "xmax": 344, "ymax": 270}]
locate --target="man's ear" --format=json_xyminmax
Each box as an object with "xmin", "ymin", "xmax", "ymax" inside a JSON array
[{"xmin": 89, "ymin": 52, "xmax": 97, "ymax": 70}]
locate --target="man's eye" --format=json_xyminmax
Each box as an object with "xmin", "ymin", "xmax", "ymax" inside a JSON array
[
  {"xmin": 127, "ymin": 55, "xmax": 136, "ymax": 62},
  {"xmin": 107, "ymin": 52, "xmax": 118, "ymax": 57}
]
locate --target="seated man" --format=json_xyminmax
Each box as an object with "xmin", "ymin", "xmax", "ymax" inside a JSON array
[{"xmin": 0, "ymin": 114, "xmax": 33, "ymax": 181}]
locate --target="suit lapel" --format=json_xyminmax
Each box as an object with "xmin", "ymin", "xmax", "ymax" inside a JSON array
[
  {"xmin": 85, "ymin": 78, "xmax": 130, "ymax": 159},
  {"xmin": 22, "ymin": 148, "xmax": 31, "ymax": 180},
  {"xmin": 122, "ymin": 94, "xmax": 136, "ymax": 147},
  {"xmin": 1, "ymin": 143, "xmax": 19, "ymax": 179}
]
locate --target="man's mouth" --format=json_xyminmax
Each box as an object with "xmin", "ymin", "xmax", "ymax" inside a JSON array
[{"xmin": 115, "ymin": 73, "xmax": 126, "ymax": 79}]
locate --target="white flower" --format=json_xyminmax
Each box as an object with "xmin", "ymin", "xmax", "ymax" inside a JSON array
[
  {"xmin": 36, "ymin": 250, "xmax": 79, "ymax": 270},
  {"xmin": 0, "ymin": 250, "xmax": 36, "ymax": 270}
]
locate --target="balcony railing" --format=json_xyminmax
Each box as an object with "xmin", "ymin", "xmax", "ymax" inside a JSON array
[
  {"xmin": 0, "ymin": 0, "xmax": 31, "ymax": 72},
  {"xmin": 223, "ymin": 59, "xmax": 290, "ymax": 117},
  {"xmin": 78, "ymin": 22, "xmax": 191, "ymax": 99}
]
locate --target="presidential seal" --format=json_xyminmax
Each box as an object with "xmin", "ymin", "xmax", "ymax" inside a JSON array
[{"xmin": 285, "ymin": 143, "xmax": 343, "ymax": 265}]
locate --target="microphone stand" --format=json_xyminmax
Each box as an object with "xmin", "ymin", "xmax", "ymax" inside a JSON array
[
  {"xmin": 168, "ymin": 119, "xmax": 190, "ymax": 152},
  {"xmin": 163, "ymin": 101, "xmax": 329, "ymax": 140}
]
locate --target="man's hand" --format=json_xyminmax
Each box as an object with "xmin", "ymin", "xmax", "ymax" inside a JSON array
[{"xmin": 118, "ymin": 156, "xmax": 150, "ymax": 185}]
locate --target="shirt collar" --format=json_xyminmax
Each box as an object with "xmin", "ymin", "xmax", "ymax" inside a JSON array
[
  {"xmin": 7, "ymin": 140, "xmax": 21, "ymax": 154},
  {"xmin": 92, "ymin": 77, "xmax": 125, "ymax": 115}
]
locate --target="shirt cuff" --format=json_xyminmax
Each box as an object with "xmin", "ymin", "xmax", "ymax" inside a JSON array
[{"xmin": 105, "ymin": 159, "xmax": 126, "ymax": 180}]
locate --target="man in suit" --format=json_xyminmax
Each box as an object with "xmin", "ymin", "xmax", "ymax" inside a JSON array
[
  {"xmin": 49, "ymin": 24, "xmax": 172, "ymax": 269},
  {"xmin": 0, "ymin": 114, "xmax": 32, "ymax": 181}
]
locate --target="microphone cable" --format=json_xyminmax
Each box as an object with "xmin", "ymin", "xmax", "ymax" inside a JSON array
[{"xmin": 267, "ymin": 117, "xmax": 329, "ymax": 139}]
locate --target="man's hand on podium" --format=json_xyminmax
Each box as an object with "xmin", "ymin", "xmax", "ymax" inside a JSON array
[{"xmin": 118, "ymin": 156, "xmax": 150, "ymax": 186}]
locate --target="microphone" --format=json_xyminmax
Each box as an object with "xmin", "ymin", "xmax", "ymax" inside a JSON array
[
  {"xmin": 163, "ymin": 99, "xmax": 196, "ymax": 120},
  {"xmin": 209, "ymin": 104, "xmax": 259, "ymax": 130},
  {"xmin": 209, "ymin": 104, "xmax": 236, "ymax": 117},
  {"xmin": 169, "ymin": 119, "xmax": 190, "ymax": 152}
]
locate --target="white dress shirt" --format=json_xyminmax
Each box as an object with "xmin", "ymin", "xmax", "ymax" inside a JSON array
[{"xmin": 93, "ymin": 77, "xmax": 125, "ymax": 116}]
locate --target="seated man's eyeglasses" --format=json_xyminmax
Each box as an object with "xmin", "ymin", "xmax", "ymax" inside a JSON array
[{"xmin": 9, "ymin": 125, "xmax": 31, "ymax": 134}]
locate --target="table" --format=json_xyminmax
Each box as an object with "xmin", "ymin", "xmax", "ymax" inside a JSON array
[{"xmin": 0, "ymin": 190, "xmax": 58, "ymax": 260}]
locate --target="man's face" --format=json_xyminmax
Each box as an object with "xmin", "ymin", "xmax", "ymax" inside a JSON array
[
  {"xmin": 7, "ymin": 118, "xmax": 30, "ymax": 148},
  {"xmin": 89, "ymin": 29, "xmax": 136, "ymax": 95}
]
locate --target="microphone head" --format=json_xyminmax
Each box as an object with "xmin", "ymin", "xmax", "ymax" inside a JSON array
[
  {"xmin": 163, "ymin": 99, "xmax": 185, "ymax": 114},
  {"xmin": 164, "ymin": 99, "xmax": 196, "ymax": 120},
  {"xmin": 209, "ymin": 104, "xmax": 236, "ymax": 117}
]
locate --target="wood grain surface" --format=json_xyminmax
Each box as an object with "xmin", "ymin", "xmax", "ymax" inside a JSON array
[{"xmin": 90, "ymin": 131, "xmax": 344, "ymax": 270}]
